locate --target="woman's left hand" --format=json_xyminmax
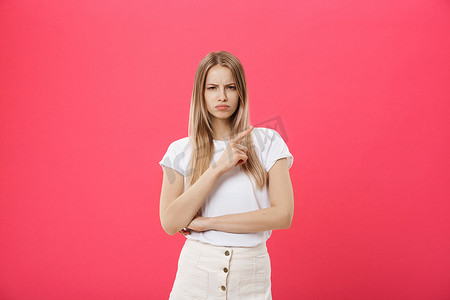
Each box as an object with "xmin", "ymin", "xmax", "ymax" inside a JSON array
[
  {"xmin": 178, "ymin": 228, "xmax": 191, "ymax": 236},
  {"xmin": 186, "ymin": 216, "xmax": 211, "ymax": 232}
]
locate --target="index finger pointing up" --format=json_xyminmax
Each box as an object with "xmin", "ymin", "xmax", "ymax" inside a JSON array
[{"xmin": 231, "ymin": 126, "xmax": 254, "ymax": 144}]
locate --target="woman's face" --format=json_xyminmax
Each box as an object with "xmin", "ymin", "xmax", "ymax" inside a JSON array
[{"xmin": 204, "ymin": 65, "xmax": 239, "ymax": 122}]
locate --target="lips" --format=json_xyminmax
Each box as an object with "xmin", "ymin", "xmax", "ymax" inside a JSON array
[{"xmin": 215, "ymin": 105, "xmax": 229, "ymax": 108}]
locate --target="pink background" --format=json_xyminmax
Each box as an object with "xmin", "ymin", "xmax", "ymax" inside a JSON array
[{"xmin": 1, "ymin": 0, "xmax": 449, "ymax": 299}]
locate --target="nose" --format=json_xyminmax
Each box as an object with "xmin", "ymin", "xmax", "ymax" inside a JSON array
[{"xmin": 218, "ymin": 87, "xmax": 227, "ymax": 101}]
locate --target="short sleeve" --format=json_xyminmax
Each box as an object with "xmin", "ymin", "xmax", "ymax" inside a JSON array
[
  {"xmin": 263, "ymin": 129, "xmax": 294, "ymax": 172},
  {"xmin": 159, "ymin": 141, "xmax": 185, "ymax": 176}
]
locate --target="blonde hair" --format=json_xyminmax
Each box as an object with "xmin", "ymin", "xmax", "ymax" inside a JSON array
[{"xmin": 187, "ymin": 51, "xmax": 268, "ymax": 190}]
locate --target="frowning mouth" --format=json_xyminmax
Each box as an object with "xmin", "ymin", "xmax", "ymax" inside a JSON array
[{"xmin": 216, "ymin": 105, "xmax": 230, "ymax": 110}]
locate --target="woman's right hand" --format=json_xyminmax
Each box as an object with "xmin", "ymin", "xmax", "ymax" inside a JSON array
[{"xmin": 215, "ymin": 126, "xmax": 254, "ymax": 175}]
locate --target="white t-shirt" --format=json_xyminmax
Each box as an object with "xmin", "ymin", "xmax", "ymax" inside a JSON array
[{"xmin": 159, "ymin": 127, "xmax": 293, "ymax": 247}]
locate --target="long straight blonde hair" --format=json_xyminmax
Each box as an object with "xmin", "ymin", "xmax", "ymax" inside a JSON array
[{"xmin": 186, "ymin": 51, "xmax": 268, "ymax": 190}]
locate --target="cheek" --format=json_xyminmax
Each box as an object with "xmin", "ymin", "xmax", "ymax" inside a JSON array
[
  {"xmin": 203, "ymin": 95, "xmax": 212, "ymax": 106},
  {"xmin": 232, "ymin": 96, "xmax": 240, "ymax": 106}
]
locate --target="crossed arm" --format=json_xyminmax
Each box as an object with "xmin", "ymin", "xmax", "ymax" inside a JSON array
[{"xmin": 186, "ymin": 157, "xmax": 294, "ymax": 234}]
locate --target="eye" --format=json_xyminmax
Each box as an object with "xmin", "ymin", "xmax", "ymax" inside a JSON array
[{"xmin": 206, "ymin": 86, "xmax": 235, "ymax": 90}]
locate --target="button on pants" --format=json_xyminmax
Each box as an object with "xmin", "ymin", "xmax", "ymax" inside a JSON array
[{"xmin": 169, "ymin": 239, "xmax": 272, "ymax": 300}]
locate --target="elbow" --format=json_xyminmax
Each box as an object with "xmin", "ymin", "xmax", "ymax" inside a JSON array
[
  {"xmin": 272, "ymin": 207, "xmax": 292, "ymax": 230},
  {"xmin": 160, "ymin": 218, "xmax": 180, "ymax": 236},
  {"xmin": 160, "ymin": 209, "xmax": 191, "ymax": 236},
  {"xmin": 280, "ymin": 211, "xmax": 293, "ymax": 229},
  {"xmin": 282, "ymin": 217, "xmax": 292, "ymax": 229},
  {"xmin": 160, "ymin": 209, "xmax": 181, "ymax": 236},
  {"xmin": 163, "ymin": 226, "xmax": 177, "ymax": 236}
]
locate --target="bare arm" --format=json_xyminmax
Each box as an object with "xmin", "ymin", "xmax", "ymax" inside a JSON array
[
  {"xmin": 160, "ymin": 165, "xmax": 222, "ymax": 235},
  {"xmin": 186, "ymin": 157, "xmax": 294, "ymax": 233},
  {"xmin": 160, "ymin": 126, "xmax": 255, "ymax": 236}
]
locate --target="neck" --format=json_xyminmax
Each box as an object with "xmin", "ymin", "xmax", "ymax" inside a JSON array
[{"xmin": 212, "ymin": 118, "xmax": 231, "ymax": 140}]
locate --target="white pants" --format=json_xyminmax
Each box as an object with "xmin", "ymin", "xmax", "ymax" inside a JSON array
[{"xmin": 169, "ymin": 239, "xmax": 272, "ymax": 300}]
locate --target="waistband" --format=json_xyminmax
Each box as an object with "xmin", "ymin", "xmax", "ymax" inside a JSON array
[{"xmin": 184, "ymin": 238, "xmax": 268, "ymax": 258}]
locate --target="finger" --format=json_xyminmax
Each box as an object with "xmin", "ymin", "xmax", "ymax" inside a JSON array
[
  {"xmin": 179, "ymin": 229, "xmax": 191, "ymax": 236},
  {"xmin": 232, "ymin": 126, "xmax": 253, "ymax": 144},
  {"xmin": 235, "ymin": 153, "xmax": 248, "ymax": 166},
  {"xmin": 233, "ymin": 143, "xmax": 248, "ymax": 153},
  {"xmin": 233, "ymin": 126, "xmax": 253, "ymax": 144},
  {"xmin": 234, "ymin": 148, "xmax": 247, "ymax": 156},
  {"xmin": 236, "ymin": 157, "xmax": 248, "ymax": 166}
]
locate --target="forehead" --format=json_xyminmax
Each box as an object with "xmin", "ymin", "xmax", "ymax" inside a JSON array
[{"xmin": 205, "ymin": 65, "xmax": 234, "ymax": 83}]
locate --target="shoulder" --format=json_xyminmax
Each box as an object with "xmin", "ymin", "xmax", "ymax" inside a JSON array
[
  {"xmin": 159, "ymin": 136, "xmax": 191, "ymax": 176},
  {"xmin": 160, "ymin": 136, "xmax": 191, "ymax": 162},
  {"xmin": 253, "ymin": 126, "xmax": 280, "ymax": 136},
  {"xmin": 251, "ymin": 127, "xmax": 284, "ymax": 146},
  {"xmin": 168, "ymin": 136, "xmax": 191, "ymax": 150},
  {"xmin": 251, "ymin": 127, "xmax": 293, "ymax": 171}
]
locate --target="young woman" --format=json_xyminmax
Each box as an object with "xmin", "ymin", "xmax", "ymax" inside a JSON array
[{"xmin": 159, "ymin": 51, "xmax": 294, "ymax": 299}]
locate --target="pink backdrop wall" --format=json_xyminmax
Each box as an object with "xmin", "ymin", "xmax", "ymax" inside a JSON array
[{"xmin": 1, "ymin": 0, "xmax": 449, "ymax": 299}]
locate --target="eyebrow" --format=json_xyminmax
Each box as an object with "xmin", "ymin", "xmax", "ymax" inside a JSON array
[{"xmin": 206, "ymin": 83, "xmax": 236, "ymax": 86}]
